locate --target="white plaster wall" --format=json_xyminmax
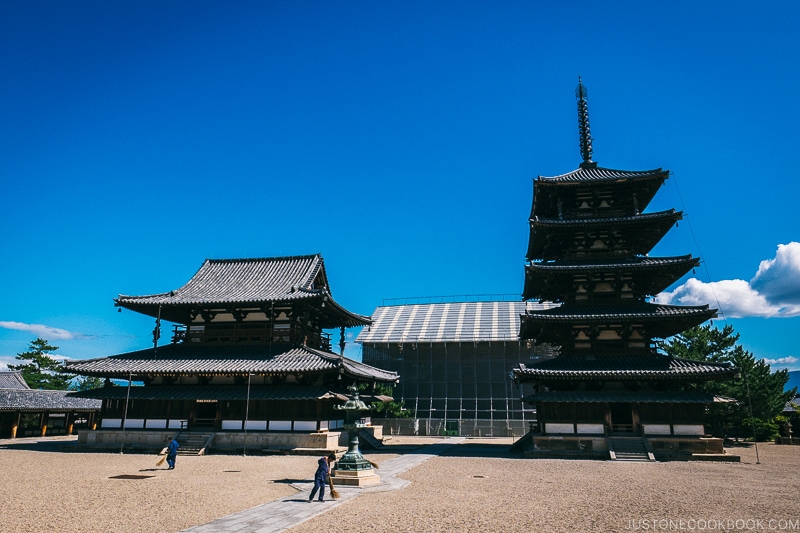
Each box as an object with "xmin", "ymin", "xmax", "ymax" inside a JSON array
[
  {"xmin": 643, "ymin": 424, "xmax": 671, "ymax": 435},
  {"xmin": 673, "ymin": 424, "xmax": 705, "ymax": 435},
  {"xmin": 545, "ymin": 423, "xmax": 575, "ymax": 434}
]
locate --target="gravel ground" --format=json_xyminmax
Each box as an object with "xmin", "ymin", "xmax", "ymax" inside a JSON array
[{"xmin": 1, "ymin": 436, "xmax": 798, "ymax": 533}]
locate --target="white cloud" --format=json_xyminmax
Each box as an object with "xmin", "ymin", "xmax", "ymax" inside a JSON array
[
  {"xmin": 656, "ymin": 243, "xmax": 800, "ymax": 318},
  {"xmin": 763, "ymin": 356, "xmax": 799, "ymax": 367},
  {"xmin": 655, "ymin": 278, "xmax": 784, "ymax": 318},
  {"xmin": 0, "ymin": 321, "xmax": 88, "ymax": 340},
  {"xmin": 751, "ymin": 242, "xmax": 800, "ymax": 306}
]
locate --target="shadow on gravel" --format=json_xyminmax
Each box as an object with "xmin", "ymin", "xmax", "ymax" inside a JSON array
[
  {"xmin": 438, "ymin": 443, "xmax": 526, "ymax": 459},
  {"xmin": 0, "ymin": 439, "xmax": 79, "ymax": 453},
  {"xmin": 274, "ymin": 478, "xmax": 309, "ymax": 484}
]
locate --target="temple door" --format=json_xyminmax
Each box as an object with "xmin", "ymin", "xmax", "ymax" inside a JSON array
[{"xmin": 610, "ymin": 403, "xmax": 634, "ymax": 434}]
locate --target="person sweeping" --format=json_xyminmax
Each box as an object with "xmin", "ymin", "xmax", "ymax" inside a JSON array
[{"xmin": 308, "ymin": 454, "xmax": 337, "ymax": 502}]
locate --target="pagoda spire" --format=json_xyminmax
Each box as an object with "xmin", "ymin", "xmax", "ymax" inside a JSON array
[{"xmin": 576, "ymin": 76, "xmax": 594, "ymax": 167}]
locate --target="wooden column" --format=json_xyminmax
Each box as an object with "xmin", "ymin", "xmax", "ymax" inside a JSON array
[
  {"xmin": 67, "ymin": 412, "xmax": 74, "ymax": 435},
  {"xmin": 11, "ymin": 411, "xmax": 20, "ymax": 439},
  {"xmin": 40, "ymin": 414, "xmax": 47, "ymax": 437}
]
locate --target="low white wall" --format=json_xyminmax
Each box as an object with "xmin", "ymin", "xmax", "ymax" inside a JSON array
[
  {"xmin": 545, "ymin": 423, "xmax": 575, "ymax": 434},
  {"xmin": 673, "ymin": 424, "xmax": 705, "ymax": 436},
  {"xmin": 222, "ymin": 420, "xmax": 242, "ymax": 431},
  {"xmin": 576, "ymin": 424, "xmax": 604, "ymax": 434},
  {"xmin": 294, "ymin": 421, "xmax": 316, "ymax": 431},
  {"xmin": 643, "ymin": 424, "xmax": 671, "ymax": 435}
]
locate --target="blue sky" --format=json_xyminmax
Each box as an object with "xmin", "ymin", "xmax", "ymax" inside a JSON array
[{"xmin": 1, "ymin": 1, "xmax": 798, "ymax": 371}]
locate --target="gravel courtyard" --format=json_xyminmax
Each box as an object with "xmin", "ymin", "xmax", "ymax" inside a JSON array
[{"xmin": 1, "ymin": 436, "xmax": 797, "ymax": 533}]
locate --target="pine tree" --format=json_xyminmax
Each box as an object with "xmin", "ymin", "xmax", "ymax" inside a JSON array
[
  {"xmin": 9, "ymin": 338, "xmax": 74, "ymax": 390},
  {"xmin": 659, "ymin": 325, "xmax": 797, "ymax": 440}
]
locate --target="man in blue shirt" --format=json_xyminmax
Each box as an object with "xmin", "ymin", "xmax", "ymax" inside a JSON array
[
  {"xmin": 166, "ymin": 437, "xmax": 179, "ymax": 470},
  {"xmin": 308, "ymin": 454, "xmax": 336, "ymax": 502}
]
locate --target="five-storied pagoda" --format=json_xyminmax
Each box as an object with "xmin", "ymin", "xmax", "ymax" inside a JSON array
[{"xmin": 513, "ymin": 80, "xmax": 737, "ymax": 460}]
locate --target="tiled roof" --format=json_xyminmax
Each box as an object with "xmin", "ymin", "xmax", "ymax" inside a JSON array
[
  {"xmin": 514, "ymin": 354, "xmax": 736, "ymax": 380},
  {"xmin": 523, "ymin": 390, "xmax": 715, "ymax": 403},
  {"xmin": 0, "ymin": 389, "xmax": 101, "ymax": 411},
  {"xmin": 115, "ymin": 254, "xmax": 370, "ymax": 328},
  {"xmin": 523, "ymin": 256, "xmax": 699, "ymax": 300},
  {"xmin": 522, "ymin": 302, "xmax": 715, "ymax": 322},
  {"xmin": 526, "ymin": 255, "xmax": 698, "ymax": 272},
  {"xmin": 68, "ymin": 385, "xmax": 350, "ymax": 401},
  {"xmin": 536, "ymin": 165, "xmax": 668, "ymax": 183},
  {"xmin": 531, "ymin": 209, "xmax": 681, "ymax": 228},
  {"xmin": 0, "ymin": 371, "xmax": 30, "ymax": 390},
  {"xmin": 356, "ymin": 301, "xmax": 558, "ymax": 343},
  {"xmin": 527, "ymin": 210, "xmax": 682, "ymax": 261},
  {"xmin": 63, "ymin": 343, "xmax": 398, "ymax": 382},
  {"xmin": 784, "ymin": 396, "xmax": 799, "ymax": 413}
]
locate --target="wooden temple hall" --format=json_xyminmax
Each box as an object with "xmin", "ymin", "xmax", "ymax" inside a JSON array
[
  {"xmin": 66, "ymin": 254, "xmax": 398, "ymax": 452},
  {"xmin": 512, "ymin": 80, "xmax": 737, "ymax": 460}
]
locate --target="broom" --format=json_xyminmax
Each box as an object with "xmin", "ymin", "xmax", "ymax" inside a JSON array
[
  {"xmin": 156, "ymin": 454, "xmax": 166, "ymax": 466},
  {"xmin": 327, "ymin": 474, "xmax": 340, "ymax": 499}
]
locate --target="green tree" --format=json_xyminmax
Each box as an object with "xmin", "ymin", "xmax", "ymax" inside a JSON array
[
  {"xmin": 659, "ymin": 325, "xmax": 797, "ymax": 440},
  {"xmin": 70, "ymin": 375, "xmax": 105, "ymax": 391},
  {"xmin": 8, "ymin": 338, "xmax": 74, "ymax": 390},
  {"xmin": 359, "ymin": 383, "xmax": 412, "ymax": 418}
]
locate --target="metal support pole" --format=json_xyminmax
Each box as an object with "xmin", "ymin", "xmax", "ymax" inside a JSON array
[
  {"xmin": 243, "ymin": 372, "xmax": 252, "ymax": 456},
  {"xmin": 743, "ymin": 370, "xmax": 760, "ymax": 464},
  {"xmin": 120, "ymin": 372, "xmax": 133, "ymax": 454}
]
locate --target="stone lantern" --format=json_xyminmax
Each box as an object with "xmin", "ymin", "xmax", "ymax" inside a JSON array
[{"xmin": 331, "ymin": 383, "xmax": 380, "ymax": 486}]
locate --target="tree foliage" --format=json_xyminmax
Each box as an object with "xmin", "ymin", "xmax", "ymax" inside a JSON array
[
  {"xmin": 8, "ymin": 338, "xmax": 74, "ymax": 390},
  {"xmin": 360, "ymin": 383, "xmax": 412, "ymax": 419},
  {"xmin": 659, "ymin": 325, "xmax": 797, "ymax": 440},
  {"xmin": 70, "ymin": 375, "xmax": 105, "ymax": 391}
]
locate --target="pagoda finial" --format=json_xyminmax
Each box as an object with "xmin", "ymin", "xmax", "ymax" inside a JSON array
[{"xmin": 576, "ymin": 76, "xmax": 594, "ymax": 166}]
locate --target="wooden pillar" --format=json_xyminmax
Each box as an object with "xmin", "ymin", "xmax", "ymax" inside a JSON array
[
  {"xmin": 11, "ymin": 411, "xmax": 20, "ymax": 439},
  {"xmin": 40, "ymin": 413, "xmax": 47, "ymax": 437},
  {"xmin": 67, "ymin": 412, "xmax": 74, "ymax": 435}
]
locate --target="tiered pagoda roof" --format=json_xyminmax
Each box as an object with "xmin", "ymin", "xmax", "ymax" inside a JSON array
[
  {"xmin": 527, "ymin": 209, "xmax": 683, "ymax": 261},
  {"xmin": 65, "ymin": 343, "xmax": 398, "ymax": 382},
  {"xmin": 523, "ymin": 255, "xmax": 699, "ymax": 301},
  {"xmin": 531, "ymin": 165, "xmax": 669, "ymax": 219},
  {"xmin": 116, "ymin": 254, "xmax": 370, "ymax": 328},
  {"xmin": 516, "ymin": 78, "xmax": 720, "ymax": 383},
  {"xmin": 514, "ymin": 354, "xmax": 736, "ymax": 381},
  {"xmin": 520, "ymin": 302, "xmax": 717, "ymax": 343}
]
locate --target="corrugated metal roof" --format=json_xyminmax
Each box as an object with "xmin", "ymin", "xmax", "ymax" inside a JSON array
[
  {"xmin": 0, "ymin": 371, "xmax": 30, "ymax": 390},
  {"xmin": 523, "ymin": 390, "xmax": 715, "ymax": 403},
  {"xmin": 0, "ymin": 389, "xmax": 101, "ymax": 411},
  {"xmin": 64, "ymin": 343, "xmax": 398, "ymax": 382},
  {"xmin": 514, "ymin": 355, "xmax": 736, "ymax": 380},
  {"xmin": 356, "ymin": 301, "xmax": 558, "ymax": 343}
]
